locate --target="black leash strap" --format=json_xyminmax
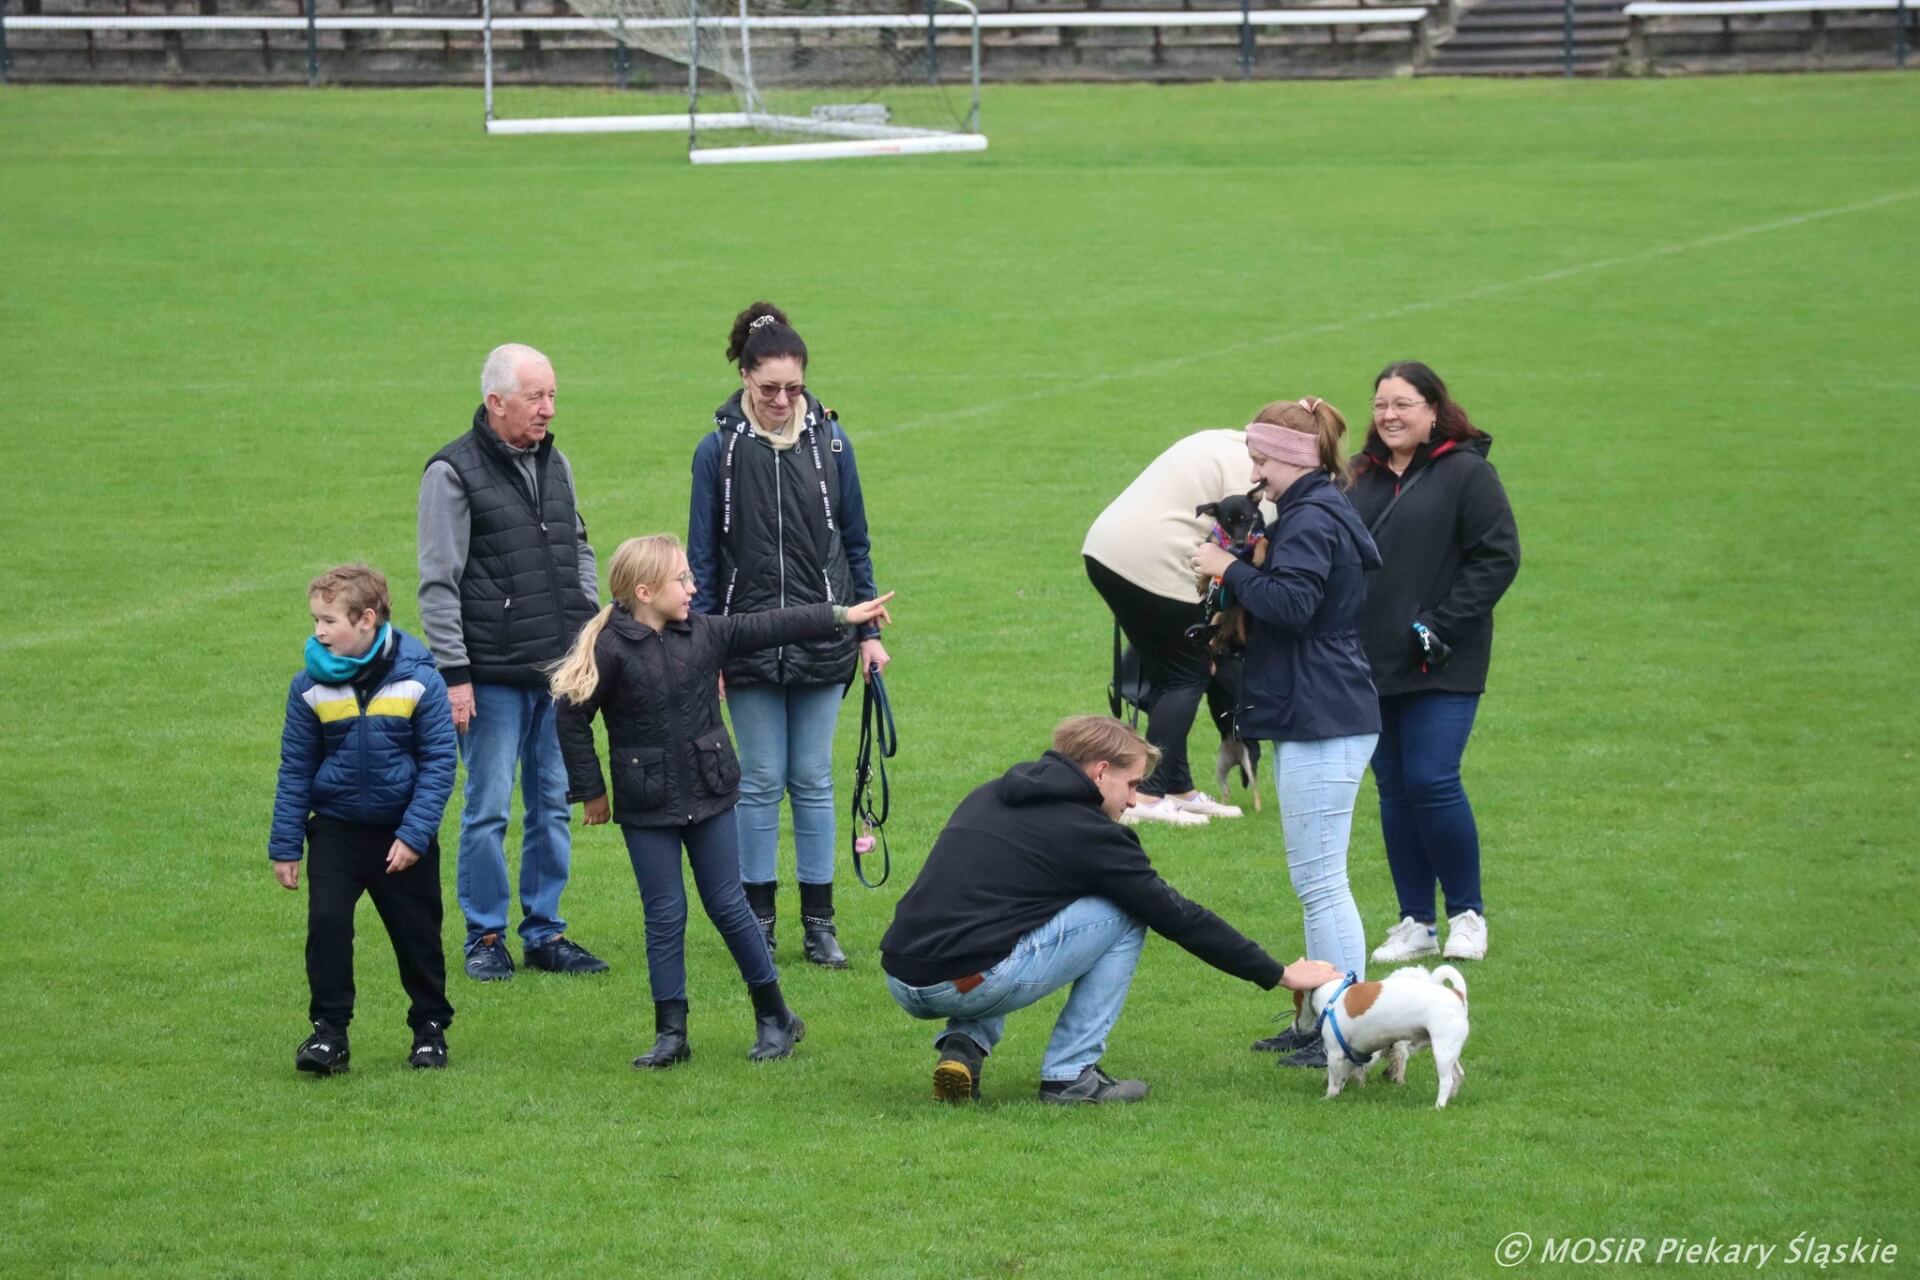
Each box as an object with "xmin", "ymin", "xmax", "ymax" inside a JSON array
[{"xmin": 850, "ymin": 664, "xmax": 895, "ymax": 888}]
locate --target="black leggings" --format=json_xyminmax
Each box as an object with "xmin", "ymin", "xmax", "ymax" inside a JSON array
[{"xmin": 1086, "ymin": 555, "xmax": 1244, "ymax": 797}]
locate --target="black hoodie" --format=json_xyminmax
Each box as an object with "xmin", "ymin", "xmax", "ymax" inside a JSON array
[
  {"xmin": 1347, "ymin": 433, "xmax": 1521, "ymax": 697},
  {"xmin": 880, "ymin": 751, "xmax": 1287, "ymax": 989}
]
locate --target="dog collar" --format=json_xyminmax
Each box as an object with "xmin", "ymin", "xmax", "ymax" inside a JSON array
[{"xmin": 1315, "ymin": 972, "xmax": 1374, "ymax": 1066}]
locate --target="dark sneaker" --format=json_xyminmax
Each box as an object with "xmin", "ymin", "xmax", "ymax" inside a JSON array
[
  {"xmin": 1037, "ymin": 1064, "xmax": 1148, "ymax": 1105},
  {"xmin": 409, "ymin": 1021, "xmax": 449, "ymax": 1070},
  {"xmin": 465, "ymin": 933, "xmax": 515, "ymax": 982},
  {"xmin": 524, "ymin": 935, "xmax": 609, "ymax": 975},
  {"xmin": 933, "ymin": 1034, "xmax": 984, "ymax": 1103},
  {"xmin": 1252, "ymin": 1024, "xmax": 1319, "ymax": 1054},
  {"xmin": 295, "ymin": 1021, "xmax": 350, "ymax": 1076},
  {"xmin": 1278, "ymin": 1039, "xmax": 1329, "ymax": 1069}
]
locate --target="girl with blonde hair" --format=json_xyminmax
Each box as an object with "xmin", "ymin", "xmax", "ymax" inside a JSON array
[{"xmin": 551, "ymin": 534, "xmax": 895, "ymax": 1068}]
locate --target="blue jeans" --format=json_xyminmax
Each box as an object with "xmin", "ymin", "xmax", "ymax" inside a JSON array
[
  {"xmin": 456, "ymin": 683, "xmax": 573, "ymax": 953},
  {"xmin": 621, "ymin": 810, "xmax": 778, "ymax": 1004},
  {"xmin": 1372, "ymin": 692, "xmax": 1483, "ymax": 923},
  {"xmin": 727, "ymin": 682, "xmax": 843, "ymax": 886},
  {"xmin": 884, "ymin": 897, "xmax": 1147, "ymax": 1082},
  {"xmin": 1274, "ymin": 734, "xmax": 1376, "ymax": 980}
]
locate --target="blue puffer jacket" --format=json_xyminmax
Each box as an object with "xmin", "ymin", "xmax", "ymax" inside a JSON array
[
  {"xmin": 1223, "ymin": 470, "xmax": 1384, "ymax": 743},
  {"xmin": 269, "ymin": 628, "xmax": 457, "ymax": 860}
]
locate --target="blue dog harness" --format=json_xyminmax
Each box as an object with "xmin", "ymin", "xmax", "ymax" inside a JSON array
[{"xmin": 1314, "ymin": 972, "xmax": 1374, "ymax": 1066}]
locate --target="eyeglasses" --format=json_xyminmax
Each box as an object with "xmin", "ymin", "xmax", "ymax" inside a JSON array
[
  {"xmin": 1371, "ymin": 398, "xmax": 1428, "ymax": 414},
  {"xmin": 672, "ymin": 572, "xmax": 697, "ymax": 588},
  {"xmin": 754, "ymin": 382, "xmax": 806, "ymax": 403}
]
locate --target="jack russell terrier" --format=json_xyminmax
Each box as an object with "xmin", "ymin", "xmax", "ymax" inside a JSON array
[{"xmin": 1291, "ymin": 964, "xmax": 1471, "ymax": 1108}]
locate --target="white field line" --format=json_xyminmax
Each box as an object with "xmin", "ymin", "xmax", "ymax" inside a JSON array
[
  {"xmin": 0, "ymin": 575, "xmax": 284, "ymax": 657},
  {"xmin": 866, "ymin": 187, "xmax": 1920, "ymax": 437}
]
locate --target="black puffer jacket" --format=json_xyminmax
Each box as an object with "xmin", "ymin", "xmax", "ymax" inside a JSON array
[
  {"xmin": 554, "ymin": 602, "xmax": 837, "ymax": 828},
  {"xmin": 1346, "ymin": 433, "xmax": 1521, "ymax": 697}
]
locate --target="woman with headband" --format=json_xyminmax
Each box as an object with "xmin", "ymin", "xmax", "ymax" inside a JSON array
[{"xmin": 1192, "ymin": 398, "xmax": 1381, "ymax": 1070}]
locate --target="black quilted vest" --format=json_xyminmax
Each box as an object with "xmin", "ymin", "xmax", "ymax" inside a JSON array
[
  {"xmin": 427, "ymin": 409, "xmax": 598, "ymax": 686},
  {"xmin": 712, "ymin": 391, "xmax": 855, "ymax": 687}
]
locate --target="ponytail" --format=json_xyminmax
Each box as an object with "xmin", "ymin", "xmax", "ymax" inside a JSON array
[
  {"xmin": 1250, "ymin": 396, "xmax": 1352, "ymax": 489},
  {"xmin": 549, "ymin": 605, "xmax": 614, "ymax": 706}
]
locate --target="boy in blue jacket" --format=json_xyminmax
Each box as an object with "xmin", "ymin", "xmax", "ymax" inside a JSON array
[{"xmin": 270, "ymin": 565, "xmax": 458, "ymax": 1075}]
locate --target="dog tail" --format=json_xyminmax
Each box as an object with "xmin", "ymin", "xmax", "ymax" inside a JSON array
[{"xmin": 1432, "ymin": 965, "xmax": 1469, "ymax": 1008}]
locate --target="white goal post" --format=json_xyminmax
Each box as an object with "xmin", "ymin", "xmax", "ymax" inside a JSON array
[{"xmin": 481, "ymin": 0, "xmax": 987, "ymax": 164}]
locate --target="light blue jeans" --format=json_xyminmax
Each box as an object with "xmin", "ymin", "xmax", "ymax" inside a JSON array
[
  {"xmin": 885, "ymin": 897, "xmax": 1148, "ymax": 1082},
  {"xmin": 726, "ymin": 682, "xmax": 843, "ymax": 885},
  {"xmin": 456, "ymin": 683, "xmax": 573, "ymax": 954},
  {"xmin": 1273, "ymin": 734, "xmax": 1377, "ymax": 980}
]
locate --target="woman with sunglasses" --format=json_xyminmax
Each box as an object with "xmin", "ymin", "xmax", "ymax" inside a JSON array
[
  {"xmin": 687, "ymin": 301, "xmax": 887, "ymax": 970},
  {"xmin": 1349, "ymin": 361, "xmax": 1520, "ymax": 965}
]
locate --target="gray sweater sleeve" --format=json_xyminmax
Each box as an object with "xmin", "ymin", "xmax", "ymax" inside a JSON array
[
  {"xmin": 554, "ymin": 451, "xmax": 600, "ymax": 606},
  {"xmin": 416, "ymin": 460, "xmax": 472, "ymax": 684}
]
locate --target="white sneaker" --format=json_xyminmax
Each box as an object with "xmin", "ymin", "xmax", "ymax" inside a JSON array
[
  {"xmin": 1371, "ymin": 916, "xmax": 1439, "ymax": 963},
  {"xmin": 1121, "ymin": 797, "xmax": 1210, "ymax": 828},
  {"xmin": 1443, "ymin": 910, "xmax": 1488, "ymax": 960},
  {"xmin": 1172, "ymin": 792, "xmax": 1242, "ymax": 819}
]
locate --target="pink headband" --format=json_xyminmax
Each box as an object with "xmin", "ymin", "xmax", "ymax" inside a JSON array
[{"xmin": 1246, "ymin": 419, "xmax": 1322, "ymax": 468}]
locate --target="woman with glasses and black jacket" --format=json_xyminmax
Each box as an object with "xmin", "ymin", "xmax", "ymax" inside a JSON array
[
  {"xmin": 1348, "ymin": 361, "xmax": 1520, "ymax": 966},
  {"xmin": 687, "ymin": 301, "xmax": 888, "ymax": 970}
]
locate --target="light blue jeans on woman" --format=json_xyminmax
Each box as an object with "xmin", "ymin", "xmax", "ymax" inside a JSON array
[
  {"xmin": 727, "ymin": 682, "xmax": 844, "ymax": 885},
  {"xmin": 1273, "ymin": 734, "xmax": 1377, "ymax": 980},
  {"xmin": 885, "ymin": 897, "xmax": 1148, "ymax": 1082}
]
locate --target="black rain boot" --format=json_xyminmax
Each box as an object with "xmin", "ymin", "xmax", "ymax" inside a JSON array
[
  {"xmin": 799, "ymin": 881, "xmax": 849, "ymax": 970},
  {"xmin": 743, "ymin": 880, "xmax": 777, "ymax": 958},
  {"xmin": 632, "ymin": 999, "xmax": 691, "ymax": 1070},
  {"xmin": 747, "ymin": 981, "xmax": 805, "ymax": 1061}
]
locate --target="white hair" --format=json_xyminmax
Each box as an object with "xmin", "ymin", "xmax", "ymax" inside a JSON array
[{"xmin": 481, "ymin": 343, "xmax": 551, "ymax": 399}]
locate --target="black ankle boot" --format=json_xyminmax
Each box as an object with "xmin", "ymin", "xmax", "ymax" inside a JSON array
[
  {"xmin": 747, "ymin": 981, "xmax": 805, "ymax": 1061},
  {"xmin": 632, "ymin": 999, "xmax": 691, "ymax": 1070},
  {"xmin": 799, "ymin": 881, "xmax": 849, "ymax": 969},
  {"xmin": 743, "ymin": 880, "xmax": 777, "ymax": 957}
]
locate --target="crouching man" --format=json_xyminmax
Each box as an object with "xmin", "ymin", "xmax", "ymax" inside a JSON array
[{"xmin": 879, "ymin": 714, "xmax": 1340, "ymax": 1105}]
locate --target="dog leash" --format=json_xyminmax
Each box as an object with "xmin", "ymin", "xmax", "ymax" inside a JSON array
[
  {"xmin": 1314, "ymin": 972, "xmax": 1374, "ymax": 1066},
  {"xmin": 849, "ymin": 663, "xmax": 894, "ymax": 888}
]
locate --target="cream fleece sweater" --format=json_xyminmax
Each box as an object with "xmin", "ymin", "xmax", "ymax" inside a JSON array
[{"xmin": 1081, "ymin": 429, "xmax": 1277, "ymax": 604}]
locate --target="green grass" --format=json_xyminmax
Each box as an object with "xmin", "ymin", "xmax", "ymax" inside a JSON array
[{"xmin": 2, "ymin": 73, "xmax": 1918, "ymax": 1278}]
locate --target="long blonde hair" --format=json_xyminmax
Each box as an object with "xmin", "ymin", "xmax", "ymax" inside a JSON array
[{"xmin": 548, "ymin": 534, "xmax": 684, "ymax": 705}]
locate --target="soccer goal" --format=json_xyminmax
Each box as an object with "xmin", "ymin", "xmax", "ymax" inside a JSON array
[{"xmin": 482, "ymin": 0, "xmax": 986, "ymax": 164}]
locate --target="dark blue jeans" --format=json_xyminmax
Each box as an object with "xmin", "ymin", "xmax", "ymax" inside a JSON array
[
  {"xmin": 621, "ymin": 809, "xmax": 778, "ymax": 1005},
  {"xmin": 1372, "ymin": 692, "xmax": 1484, "ymax": 923}
]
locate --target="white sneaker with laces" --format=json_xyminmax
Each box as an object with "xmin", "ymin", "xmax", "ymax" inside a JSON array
[
  {"xmin": 1172, "ymin": 792, "xmax": 1242, "ymax": 819},
  {"xmin": 1371, "ymin": 915, "xmax": 1439, "ymax": 963},
  {"xmin": 1443, "ymin": 909, "xmax": 1488, "ymax": 960},
  {"xmin": 1121, "ymin": 797, "xmax": 1211, "ymax": 827}
]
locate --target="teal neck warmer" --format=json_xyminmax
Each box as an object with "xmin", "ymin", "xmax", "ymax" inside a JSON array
[{"xmin": 305, "ymin": 624, "xmax": 391, "ymax": 685}]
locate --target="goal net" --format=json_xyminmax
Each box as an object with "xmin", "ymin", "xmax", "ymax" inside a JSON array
[{"xmin": 483, "ymin": 0, "xmax": 986, "ymax": 164}]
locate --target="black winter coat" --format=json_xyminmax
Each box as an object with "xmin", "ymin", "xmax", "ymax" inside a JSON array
[
  {"xmin": 554, "ymin": 602, "xmax": 839, "ymax": 828},
  {"xmin": 1346, "ymin": 433, "xmax": 1521, "ymax": 697},
  {"xmin": 1222, "ymin": 470, "xmax": 1383, "ymax": 743},
  {"xmin": 880, "ymin": 751, "xmax": 1287, "ymax": 990}
]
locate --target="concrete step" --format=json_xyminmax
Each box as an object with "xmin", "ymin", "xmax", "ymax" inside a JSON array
[
  {"xmin": 1442, "ymin": 26, "xmax": 1627, "ymax": 44},
  {"xmin": 1422, "ymin": 59, "xmax": 1613, "ymax": 72}
]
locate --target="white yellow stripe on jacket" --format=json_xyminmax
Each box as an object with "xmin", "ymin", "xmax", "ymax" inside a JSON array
[{"xmin": 301, "ymin": 678, "xmax": 427, "ymax": 724}]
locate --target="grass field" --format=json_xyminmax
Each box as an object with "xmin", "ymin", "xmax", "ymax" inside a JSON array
[{"xmin": 2, "ymin": 72, "xmax": 1918, "ymax": 1278}]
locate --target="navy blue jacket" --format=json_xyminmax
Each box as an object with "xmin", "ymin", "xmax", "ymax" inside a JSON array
[
  {"xmin": 1222, "ymin": 471, "xmax": 1383, "ymax": 743},
  {"xmin": 269, "ymin": 628, "xmax": 458, "ymax": 860}
]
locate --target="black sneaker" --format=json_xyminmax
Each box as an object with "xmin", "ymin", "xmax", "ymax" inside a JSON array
[
  {"xmin": 409, "ymin": 1021, "xmax": 449, "ymax": 1070},
  {"xmin": 1251, "ymin": 1024, "xmax": 1319, "ymax": 1054},
  {"xmin": 932, "ymin": 1034, "xmax": 984, "ymax": 1103},
  {"xmin": 295, "ymin": 1021, "xmax": 350, "ymax": 1076},
  {"xmin": 524, "ymin": 935, "xmax": 609, "ymax": 975},
  {"xmin": 1278, "ymin": 1039, "xmax": 1329, "ymax": 1069},
  {"xmin": 1037, "ymin": 1063, "xmax": 1148, "ymax": 1105},
  {"xmin": 464, "ymin": 933, "xmax": 515, "ymax": 982}
]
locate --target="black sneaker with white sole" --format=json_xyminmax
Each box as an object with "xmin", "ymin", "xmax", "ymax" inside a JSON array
[
  {"xmin": 295, "ymin": 1021, "xmax": 350, "ymax": 1075},
  {"xmin": 409, "ymin": 1021, "xmax": 448, "ymax": 1070}
]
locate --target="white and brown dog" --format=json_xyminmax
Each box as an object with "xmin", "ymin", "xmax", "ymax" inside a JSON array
[{"xmin": 1291, "ymin": 965, "xmax": 1471, "ymax": 1108}]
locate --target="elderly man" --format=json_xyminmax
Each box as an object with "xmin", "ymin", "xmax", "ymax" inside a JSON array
[
  {"xmin": 419, "ymin": 344, "xmax": 606, "ymax": 981},
  {"xmin": 880, "ymin": 714, "xmax": 1341, "ymax": 1104}
]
